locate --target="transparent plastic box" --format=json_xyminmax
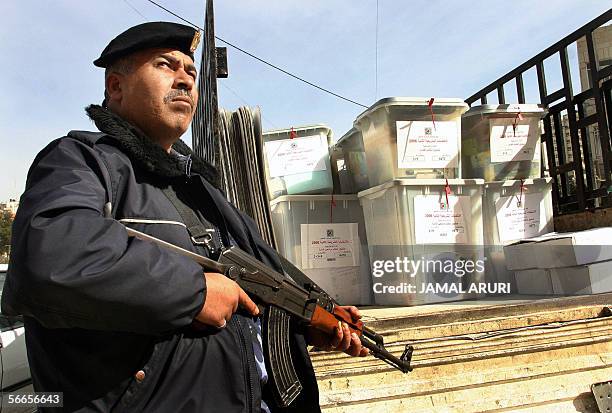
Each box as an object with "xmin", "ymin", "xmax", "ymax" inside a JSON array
[
  {"xmin": 335, "ymin": 128, "xmax": 370, "ymax": 193},
  {"xmin": 329, "ymin": 143, "xmax": 354, "ymax": 194},
  {"xmin": 482, "ymin": 178, "xmax": 554, "ymax": 292},
  {"xmin": 354, "ymin": 97, "xmax": 469, "ymax": 186},
  {"xmin": 358, "ymin": 179, "xmax": 485, "ymax": 306},
  {"xmin": 263, "ymin": 125, "xmax": 333, "ymax": 200},
  {"xmin": 483, "ymin": 178, "xmax": 554, "ymax": 246},
  {"xmin": 270, "ymin": 195, "xmax": 372, "ymax": 305},
  {"xmin": 462, "ymin": 104, "xmax": 546, "ymax": 180}
]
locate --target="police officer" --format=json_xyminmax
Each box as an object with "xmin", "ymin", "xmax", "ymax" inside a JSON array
[{"xmin": 2, "ymin": 22, "xmax": 365, "ymax": 412}]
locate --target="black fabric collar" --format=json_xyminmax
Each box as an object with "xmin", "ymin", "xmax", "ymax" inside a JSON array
[{"xmin": 85, "ymin": 104, "xmax": 220, "ymax": 188}]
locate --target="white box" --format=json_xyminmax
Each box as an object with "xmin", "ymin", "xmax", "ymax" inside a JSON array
[
  {"xmin": 514, "ymin": 269, "xmax": 554, "ymax": 295},
  {"xmin": 535, "ymin": 227, "xmax": 612, "ymax": 268},
  {"xmin": 270, "ymin": 195, "xmax": 372, "ymax": 305},
  {"xmin": 483, "ymin": 178, "xmax": 554, "ymax": 245},
  {"xmin": 335, "ymin": 128, "xmax": 370, "ymax": 193},
  {"xmin": 263, "ymin": 125, "xmax": 334, "ymax": 200},
  {"xmin": 550, "ymin": 260, "xmax": 612, "ymax": 295},
  {"xmin": 354, "ymin": 97, "xmax": 468, "ymax": 186},
  {"xmin": 503, "ymin": 232, "xmax": 560, "ymax": 270},
  {"xmin": 359, "ymin": 179, "xmax": 485, "ymax": 305},
  {"xmin": 462, "ymin": 104, "xmax": 546, "ymax": 181}
]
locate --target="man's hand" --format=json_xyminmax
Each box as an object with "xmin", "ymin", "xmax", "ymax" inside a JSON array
[
  {"xmin": 307, "ymin": 305, "xmax": 369, "ymax": 357},
  {"xmin": 195, "ymin": 272, "xmax": 259, "ymax": 328}
]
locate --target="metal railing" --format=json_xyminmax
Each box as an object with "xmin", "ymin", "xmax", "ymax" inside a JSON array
[{"xmin": 466, "ymin": 9, "xmax": 612, "ymax": 215}]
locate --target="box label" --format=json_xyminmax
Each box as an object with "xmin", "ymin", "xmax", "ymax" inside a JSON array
[
  {"xmin": 489, "ymin": 118, "xmax": 540, "ymax": 163},
  {"xmin": 396, "ymin": 121, "xmax": 459, "ymax": 168},
  {"xmin": 495, "ymin": 192, "xmax": 545, "ymax": 243},
  {"xmin": 301, "ymin": 223, "xmax": 360, "ymax": 269},
  {"xmin": 265, "ymin": 135, "xmax": 328, "ymax": 178},
  {"xmin": 414, "ymin": 195, "xmax": 471, "ymax": 244}
]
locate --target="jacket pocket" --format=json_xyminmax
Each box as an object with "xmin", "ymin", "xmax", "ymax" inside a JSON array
[{"xmin": 113, "ymin": 338, "xmax": 168, "ymax": 412}]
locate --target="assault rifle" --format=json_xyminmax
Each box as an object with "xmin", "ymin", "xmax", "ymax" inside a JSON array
[{"xmin": 124, "ymin": 226, "xmax": 413, "ymax": 407}]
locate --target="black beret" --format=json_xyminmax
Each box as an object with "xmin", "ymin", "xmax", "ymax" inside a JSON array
[{"xmin": 93, "ymin": 21, "xmax": 200, "ymax": 68}]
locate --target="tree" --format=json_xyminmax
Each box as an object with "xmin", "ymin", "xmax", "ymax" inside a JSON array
[{"xmin": 0, "ymin": 210, "xmax": 13, "ymax": 264}]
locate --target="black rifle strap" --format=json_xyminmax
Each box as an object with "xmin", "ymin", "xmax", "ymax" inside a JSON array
[{"xmin": 160, "ymin": 186, "xmax": 219, "ymax": 250}]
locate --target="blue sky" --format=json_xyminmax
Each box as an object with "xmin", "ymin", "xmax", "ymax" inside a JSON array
[{"xmin": 0, "ymin": 1, "xmax": 609, "ymax": 201}]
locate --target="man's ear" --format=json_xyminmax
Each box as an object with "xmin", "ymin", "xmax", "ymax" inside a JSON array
[{"xmin": 105, "ymin": 72, "xmax": 124, "ymax": 105}]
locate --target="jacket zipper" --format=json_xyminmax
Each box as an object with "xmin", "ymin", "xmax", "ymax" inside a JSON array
[{"xmin": 233, "ymin": 316, "xmax": 255, "ymax": 412}]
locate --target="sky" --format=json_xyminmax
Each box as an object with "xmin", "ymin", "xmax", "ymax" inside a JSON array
[{"xmin": 0, "ymin": 1, "xmax": 610, "ymax": 201}]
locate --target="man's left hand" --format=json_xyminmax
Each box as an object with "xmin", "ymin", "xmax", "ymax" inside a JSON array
[{"xmin": 307, "ymin": 305, "xmax": 369, "ymax": 357}]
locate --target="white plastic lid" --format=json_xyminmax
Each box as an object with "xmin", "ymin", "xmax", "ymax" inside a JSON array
[
  {"xmin": 358, "ymin": 178, "xmax": 484, "ymax": 198},
  {"xmin": 355, "ymin": 97, "xmax": 469, "ymax": 125},
  {"xmin": 270, "ymin": 194, "xmax": 358, "ymax": 206},
  {"xmin": 263, "ymin": 124, "xmax": 331, "ymax": 136},
  {"xmin": 463, "ymin": 104, "xmax": 547, "ymax": 119},
  {"xmin": 484, "ymin": 177, "xmax": 553, "ymax": 188}
]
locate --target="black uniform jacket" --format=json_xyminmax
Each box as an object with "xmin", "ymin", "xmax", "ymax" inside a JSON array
[{"xmin": 1, "ymin": 105, "xmax": 321, "ymax": 412}]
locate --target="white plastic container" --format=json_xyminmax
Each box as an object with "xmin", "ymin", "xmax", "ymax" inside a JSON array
[
  {"xmin": 269, "ymin": 195, "xmax": 372, "ymax": 305},
  {"xmin": 462, "ymin": 104, "xmax": 546, "ymax": 180},
  {"xmin": 263, "ymin": 125, "xmax": 333, "ymax": 200},
  {"xmin": 354, "ymin": 97, "xmax": 469, "ymax": 186},
  {"xmin": 482, "ymin": 178, "xmax": 553, "ymax": 292},
  {"xmin": 335, "ymin": 128, "xmax": 370, "ymax": 193},
  {"xmin": 329, "ymin": 144, "xmax": 354, "ymax": 194},
  {"xmin": 483, "ymin": 178, "xmax": 554, "ymax": 246},
  {"xmin": 358, "ymin": 179, "xmax": 485, "ymax": 306}
]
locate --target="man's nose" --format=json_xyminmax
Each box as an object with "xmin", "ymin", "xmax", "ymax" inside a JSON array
[{"xmin": 175, "ymin": 68, "xmax": 195, "ymax": 91}]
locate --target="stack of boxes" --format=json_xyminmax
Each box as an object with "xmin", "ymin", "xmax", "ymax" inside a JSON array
[
  {"xmin": 461, "ymin": 104, "xmax": 553, "ymax": 292},
  {"xmin": 262, "ymin": 100, "xmax": 609, "ymax": 307},
  {"xmin": 504, "ymin": 228, "xmax": 612, "ymax": 295},
  {"xmin": 263, "ymin": 125, "xmax": 373, "ymax": 305},
  {"xmin": 352, "ymin": 98, "xmax": 485, "ymax": 305}
]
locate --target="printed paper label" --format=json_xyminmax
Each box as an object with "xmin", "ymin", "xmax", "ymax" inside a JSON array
[
  {"xmin": 265, "ymin": 135, "xmax": 328, "ymax": 177},
  {"xmin": 301, "ymin": 223, "xmax": 360, "ymax": 269},
  {"xmin": 414, "ymin": 195, "xmax": 471, "ymax": 244},
  {"xmin": 489, "ymin": 118, "xmax": 541, "ymax": 163},
  {"xmin": 495, "ymin": 192, "xmax": 545, "ymax": 243},
  {"xmin": 396, "ymin": 121, "xmax": 459, "ymax": 168}
]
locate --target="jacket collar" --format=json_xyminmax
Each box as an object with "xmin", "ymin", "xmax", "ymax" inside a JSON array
[{"xmin": 85, "ymin": 104, "xmax": 220, "ymax": 188}]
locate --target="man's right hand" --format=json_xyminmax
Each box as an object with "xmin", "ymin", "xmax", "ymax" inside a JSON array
[{"xmin": 195, "ymin": 272, "xmax": 259, "ymax": 328}]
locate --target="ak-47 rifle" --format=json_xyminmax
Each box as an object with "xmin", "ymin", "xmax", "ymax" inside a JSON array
[{"xmin": 124, "ymin": 226, "xmax": 413, "ymax": 407}]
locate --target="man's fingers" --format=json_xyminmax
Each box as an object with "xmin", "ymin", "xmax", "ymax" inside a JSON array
[
  {"xmin": 328, "ymin": 322, "xmax": 342, "ymax": 349},
  {"xmin": 238, "ymin": 287, "xmax": 259, "ymax": 316},
  {"xmin": 359, "ymin": 346, "xmax": 369, "ymax": 357},
  {"xmin": 347, "ymin": 332, "xmax": 363, "ymax": 357},
  {"xmin": 347, "ymin": 306, "xmax": 361, "ymax": 320},
  {"xmin": 338, "ymin": 323, "xmax": 351, "ymax": 351}
]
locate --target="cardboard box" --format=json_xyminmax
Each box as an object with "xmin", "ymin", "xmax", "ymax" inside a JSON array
[
  {"xmin": 535, "ymin": 227, "xmax": 612, "ymax": 268},
  {"xmin": 550, "ymin": 260, "xmax": 612, "ymax": 295},
  {"xmin": 514, "ymin": 269, "xmax": 554, "ymax": 295},
  {"xmin": 503, "ymin": 232, "xmax": 559, "ymax": 270}
]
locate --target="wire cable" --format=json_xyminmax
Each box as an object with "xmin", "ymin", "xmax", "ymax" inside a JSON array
[
  {"xmin": 218, "ymin": 82, "xmax": 279, "ymax": 129},
  {"xmin": 143, "ymin": 0, "xmax": 369, "ymax": 108},
  {"xmin": 123, "ymin": 0, "xmax": 148, "ymax": 20},
  {"xmin": 375, "ymin": 0, "xmax": 379, "ymax": 101}
]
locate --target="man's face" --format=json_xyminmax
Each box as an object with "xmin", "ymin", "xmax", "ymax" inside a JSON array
[{"xmin": 110, "ymin": 48, "xmax": 199, "ymax": 145}]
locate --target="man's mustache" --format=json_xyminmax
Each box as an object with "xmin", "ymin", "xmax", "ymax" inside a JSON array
[{"xmin": 163, "ymin": 89, "xmax": 194, "ymax": 106}]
